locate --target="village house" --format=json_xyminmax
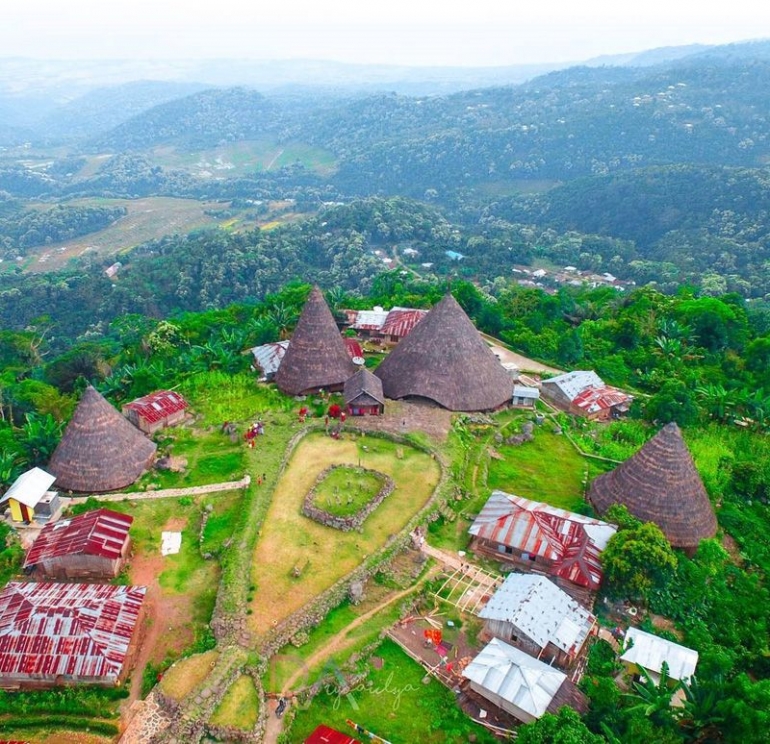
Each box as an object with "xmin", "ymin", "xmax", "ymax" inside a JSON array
[
  {"xmin": 377, "ymin": 307, "xmax": 428, "ymax": 342},
  {"xmin": 479, "ymin": 573, "xmax": 596, "ymax": 669},
  {"xmin": 23, "ymin": 508, "xmax": 133, "ymax": 580},
  {"xmin": 304, "ymin": 725, "xmax": 361, "ymax": 744},
  {"xmin": 620, "ymin": 627, "xmax": 698, "ymax": 688},
  {"xmin": 0, "ymin": 467, "xmax": 60, "ymax": 524},
  {"xmin": 468, "ymin": 491, "xmax": 617, "ymax": 604},
  {"xmin": 250, "ymin": 340, "xmax": 290, "ymax": 381},
  {"xmin": 511, "ymin": 384, "xmax": 539, "ymax": 408},
  {"xmin": 343, "ymin": 368, "xmax": 385, "ymax": 416},
  {"xmin": 589, "ymin": 422, "xmax": 717, "ymax": 553},
  {"xmin": 0, "ymin": 582, "xmax": 146, "ymax": 689},
  {"xmin": 540, "ymin": 370, "xmax": 633, "ymax": 420},
  {"xmin": 375, "ymin": 293, "xmax": 514, "ymax": 412},
  {"xmin": 123, "ymin": 390, "xmax": 189, "ymax": 434},
  {"xmin": 274, "ymin": 286, "xmax": 357, "ymax": 396},
  {"xmin": 462, "ymin": 637, "xmax": 588, "ymax": 724},
  {"xmin": 48, "ymin": 385, "xmax": 157, "ymax": 493}
]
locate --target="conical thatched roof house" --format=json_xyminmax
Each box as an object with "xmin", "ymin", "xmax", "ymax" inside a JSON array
[
  {"xmin": 274, "ymin": 286, "xmax": 357, "ymax": 396},
  {"xmin": 374, "ymin": 293, "xmax": 513, "ymax": 411},
  {"xmin": 48, "ymin": 386, "xmax": 157, "ymax": 493},
  {"xmin": 588, "ymin": 422, "xmax": 717, "ymax": 551}
]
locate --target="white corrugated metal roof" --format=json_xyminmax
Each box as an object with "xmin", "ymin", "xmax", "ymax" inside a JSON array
[
  {"xmin": 479, "ymin": 574, "xmax": 594, "ymax": 655},
  {"xmin": 463, "ymin": 638, "xmax": 566, "ymax": 719},
  {"xmin": 351, "ymin": 308, "xmax": 389, "ymax": 330},
  {"xmin": 542, "ymin": 370, "xmax": 604, "ymax": 401},
  {"xmin": 0, "ymin": 467, "xmax": 56, "ymax": 509},
  {"xmin": 621, "ymin": 628, "xmax": 698, "ymax": 681},
  {"xmin": 513, "ymin": 385, "xmax": 540, "ymax": 399},
  {"xmin": 250, "ymin": 340, "xmax": 289, "ymax": 376}
]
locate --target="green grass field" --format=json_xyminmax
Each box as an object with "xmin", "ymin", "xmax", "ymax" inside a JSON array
[
  {"xmin": 210, "ymin": 674, "xmax": 260, "ymax": 730},
  {"xmin": 311, "ymin": 466, "xmax": 387, "ymax": 518},
  {"xmin": 287, "ymin": 638, "xmax": 498, "ymax": 744}
]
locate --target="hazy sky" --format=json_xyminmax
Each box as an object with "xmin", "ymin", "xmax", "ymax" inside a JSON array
[{"xmin": 4, "ymin": 0, "xmax": 769, "ymax": 67}]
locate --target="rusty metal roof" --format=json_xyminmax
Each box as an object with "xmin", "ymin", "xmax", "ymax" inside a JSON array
[
  {"xmin": 24, "ymin": 509, "xmax": 133, "ymax": 568},
  {"xmin": 379, "ymin": 307, "xmax": 427, "ymax": 339},
  {"xmin": 305, "ymin": 725, "xmax": 361, "ymax": 744},
  {"xmin": 0, "ymin": 582, "xmax": 145, "ymax": 684},
  {"xmin": 469, "ymin": 491, "xmax": 616, "ymax": 591},
  {"xmin": 572, "ymin": 385, "xmax": 633, "ymax": 414},
  {"xmin": 123, "ymin": 390, "xmax": 188, "ymax": 425}
]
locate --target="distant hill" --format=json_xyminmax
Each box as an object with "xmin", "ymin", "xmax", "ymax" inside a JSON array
[
  {"xmin": 88, "ymin": 87, "xmax": 285, "ymax": 151},
  {"xmin": 36, "ymin": 80, "xmax": 209, "ymax": 142}
]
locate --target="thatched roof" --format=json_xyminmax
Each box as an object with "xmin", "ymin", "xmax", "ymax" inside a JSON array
[
  {"xmin": 48, "ymin": 386, "xmax": 157, "ymax": 493},
  {"xmin": 274, "ymin": 286, "xmax": 357, "ymax": 396},
  {"xmin": 344, "ymin": 368, "xmax": 385, "ymax": 407},
  {"xmin": 374, "ymin": 293, "xmax": 513, "ymax": 411},
  {"xmin": 588, "ymin": 422, "xmax": 717, "ymax": 550}
]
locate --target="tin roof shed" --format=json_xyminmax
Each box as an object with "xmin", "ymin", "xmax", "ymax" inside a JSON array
[
  {"xmin": 621, "ymin": 627, "xmax": 698, "ymax": 682},
  {"xmin": 0, "ymin": 582, "xmax": 145, "ymax": 686},
  {"xmin": 24, "ymin": 508, "xmax": 133, "ymax": 569},
  {"xmin": 0, "ymin": 468, "xmax": 56, "ymax": 510},
  {"xmin": 123, "ymin": 390, "xmax": 188, "ymax": 425}
]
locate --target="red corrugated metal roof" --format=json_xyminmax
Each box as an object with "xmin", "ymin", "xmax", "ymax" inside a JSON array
[
  {"xmin": 0, "ymin": 582, "xmax": 145, "ymax": 684},
  {"xmin": 305, "ymin": 725, "xmax": 361, "ymax": 744},
  {"xmin": 123, "ymin": 390, "xmax": 188, "ymax": 425},
  {"xmin": 24, "ymin": 509, "xmax": 133, "ymax": 568},
  {"xmin": 379, "ymin": 308, "xmax": 427, "ymax": 339},
  {"xmin": 343, "ymin": 338, "xmax": 364, "ymax": 360},
  {"xmin": 469, "ymin": 492, "xmax": 616, "ymax": 591},
  {"xmin": 572, "ymin": 385, "xmax": 633, "ymax": 414}
]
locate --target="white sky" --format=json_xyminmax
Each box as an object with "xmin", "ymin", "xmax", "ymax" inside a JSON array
[{"xmin": 3, "ymin": 1, "xmax": 770, "ymax": 67}]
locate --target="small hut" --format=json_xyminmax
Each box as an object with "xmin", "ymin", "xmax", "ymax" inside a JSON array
[
  {"xmin": 122, "ymin": 390, "xmax": 188, "ymax": 434},
  {"xmin": 23, "ymin": 508, "xmax": 134, "ymax": 580},
  {"xmin": 48, "ymin": 386, "xmax": 157, "ymax": 493},
  {"xmin": 274, "ymin": 287, "xmax": 357, "ymax": 396},
  {"xmin": 344, "ymin": 369, "xmax": 385, "ymax": 416},
  {"xmin": 374, "ymin": 293, "xmax": 514, "ymax": 411},
  {"xmin": 588, "ymin": 422, "xmax": 717, "ymax": 552},
  {"xmin": 620, "ymin": 627, "xmax": 698, "ymax": 685},
  {"xmin": 0, "ymin": 467, "xmax": 60, "ymax": 524}
]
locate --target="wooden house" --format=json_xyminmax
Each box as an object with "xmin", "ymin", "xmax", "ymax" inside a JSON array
[
  {"xmin": 462, "ymin": 638, "xmax": 587, "ymax": 724},
  {"xmin": 343, "ymin": 369, "xmax": 385, "ymax": 416},
  {"xmin": 469, "ymin": 491, "xmax": 617, "ymax": 604},
  {"xmin": 48, "ymin": 386, "xmax": 157, "ymax": 493},
  {"xmin": 122, "ymin": 390, "xmax": 188, "ymax": 434},
  {"xmin": 479, "ymin": 574, "xmax": 596, "ymax": 669},
  {"xmin": 589, "ymin": 422, "xmax": 717, "ymax": 553},
  {"xmin": 0, "ymin": 582, "xmax": 145, "ymax": 689},
  {"xmin": 375, "ymin": 293, "xmax": 514, "ymax": 412},
  {"xmin": 275, "ymin": 287, "xmax": 357, "ymax": 396},
  {"xmin": 23, "ymin": 508, "xmax": 133, "ymax": 580},
  {"xmin": 0, "ymin": 468, "xmax": 60, "ymax": 524}
]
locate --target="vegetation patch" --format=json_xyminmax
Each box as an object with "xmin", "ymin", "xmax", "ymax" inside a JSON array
[
  {"xmin": 302, "ymin": 465, "xmax": 395, "ymax": 531},
  {"xmin": 158, "ymin": 650, "xmax": 219, "ymax": 701},
  {"xmin": 209, "ymin": 674, "xmax": 260, "ymax": 729},
  {"xmin": 288, "ymin": 638, "xmax": 497, "ymax": 744}
]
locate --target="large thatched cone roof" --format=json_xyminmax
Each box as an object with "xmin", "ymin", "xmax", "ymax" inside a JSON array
[
  {"xmin": 274, "ymin": 286, "xmax": 357, "ymax": 396},
  {"xmin": 588, "ymin": 422, "xmax": 717, "ymax": 550},
  {"xmin": 374, "ymin": 293, "xmax": 514, "ymax": 411},
  {"xmin": 49, "ymin": 386, "xmax": 157, "ymax": 493}
]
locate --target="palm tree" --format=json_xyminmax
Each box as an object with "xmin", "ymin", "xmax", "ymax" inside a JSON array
[
  {"xmin": 624, "ymin": 663, "xmax": 681, "ymax": 730},
  {"xmin": 676, "ymin": 675, "xmax": 725, "ymax": 742}
]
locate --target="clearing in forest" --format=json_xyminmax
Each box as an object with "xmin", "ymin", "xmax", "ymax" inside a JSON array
[{"xmin": 249, "ymin": 432, "xmax": 440, "ymax": 635}]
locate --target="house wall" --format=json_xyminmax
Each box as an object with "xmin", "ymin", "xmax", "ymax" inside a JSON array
[
  {"xmin": 39, "ymin": 553, "xmax": 121, "ymax": 580},
  {"xmin": 482, "ymin": 619, "xmax": 542, "ymax": 658},
  {"xmin": 511, "ymin": 396, "xmax": 536, "ymax": 408},
  {"xmin": 540, "ymin": 383, "xmax": 572, "ymax": 411},
  {"xmin": 468, "ymin": 681, "xmax": 534, "ymax": 723}
]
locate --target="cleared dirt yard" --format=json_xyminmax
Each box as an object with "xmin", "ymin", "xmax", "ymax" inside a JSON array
[{"xmin": 249, "ymin": 432, "xmax": 440, "ymax": 636}]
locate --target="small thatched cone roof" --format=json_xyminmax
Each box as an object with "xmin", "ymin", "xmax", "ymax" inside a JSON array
[
  {"xmin": 374, "ymin": 293, "xmax": 514, "ymax": 411},
  {"xmin": 588, "ymin": 422, "xmax": 717, "ymax": 550},
  {"xmin": 49, "ymin": 386, "xmax": 157, "ymax": 493},
  {"xmin": 274, "ymin": 286, "xmax": 357, "ymax": 396}
]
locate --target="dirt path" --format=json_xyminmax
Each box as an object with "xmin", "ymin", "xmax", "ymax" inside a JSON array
[
  {"xmin": 263, "ymin": 566, "xmax": 439, "ymax": 744},
  {"xmin": 481, "ymin": 333, "xmax": 562, "ymax": 375}
]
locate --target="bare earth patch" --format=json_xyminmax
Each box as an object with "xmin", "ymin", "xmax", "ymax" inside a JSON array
[{"xmin": 348, "ymin": 399, "xmax": 453, "ymax": 443}]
